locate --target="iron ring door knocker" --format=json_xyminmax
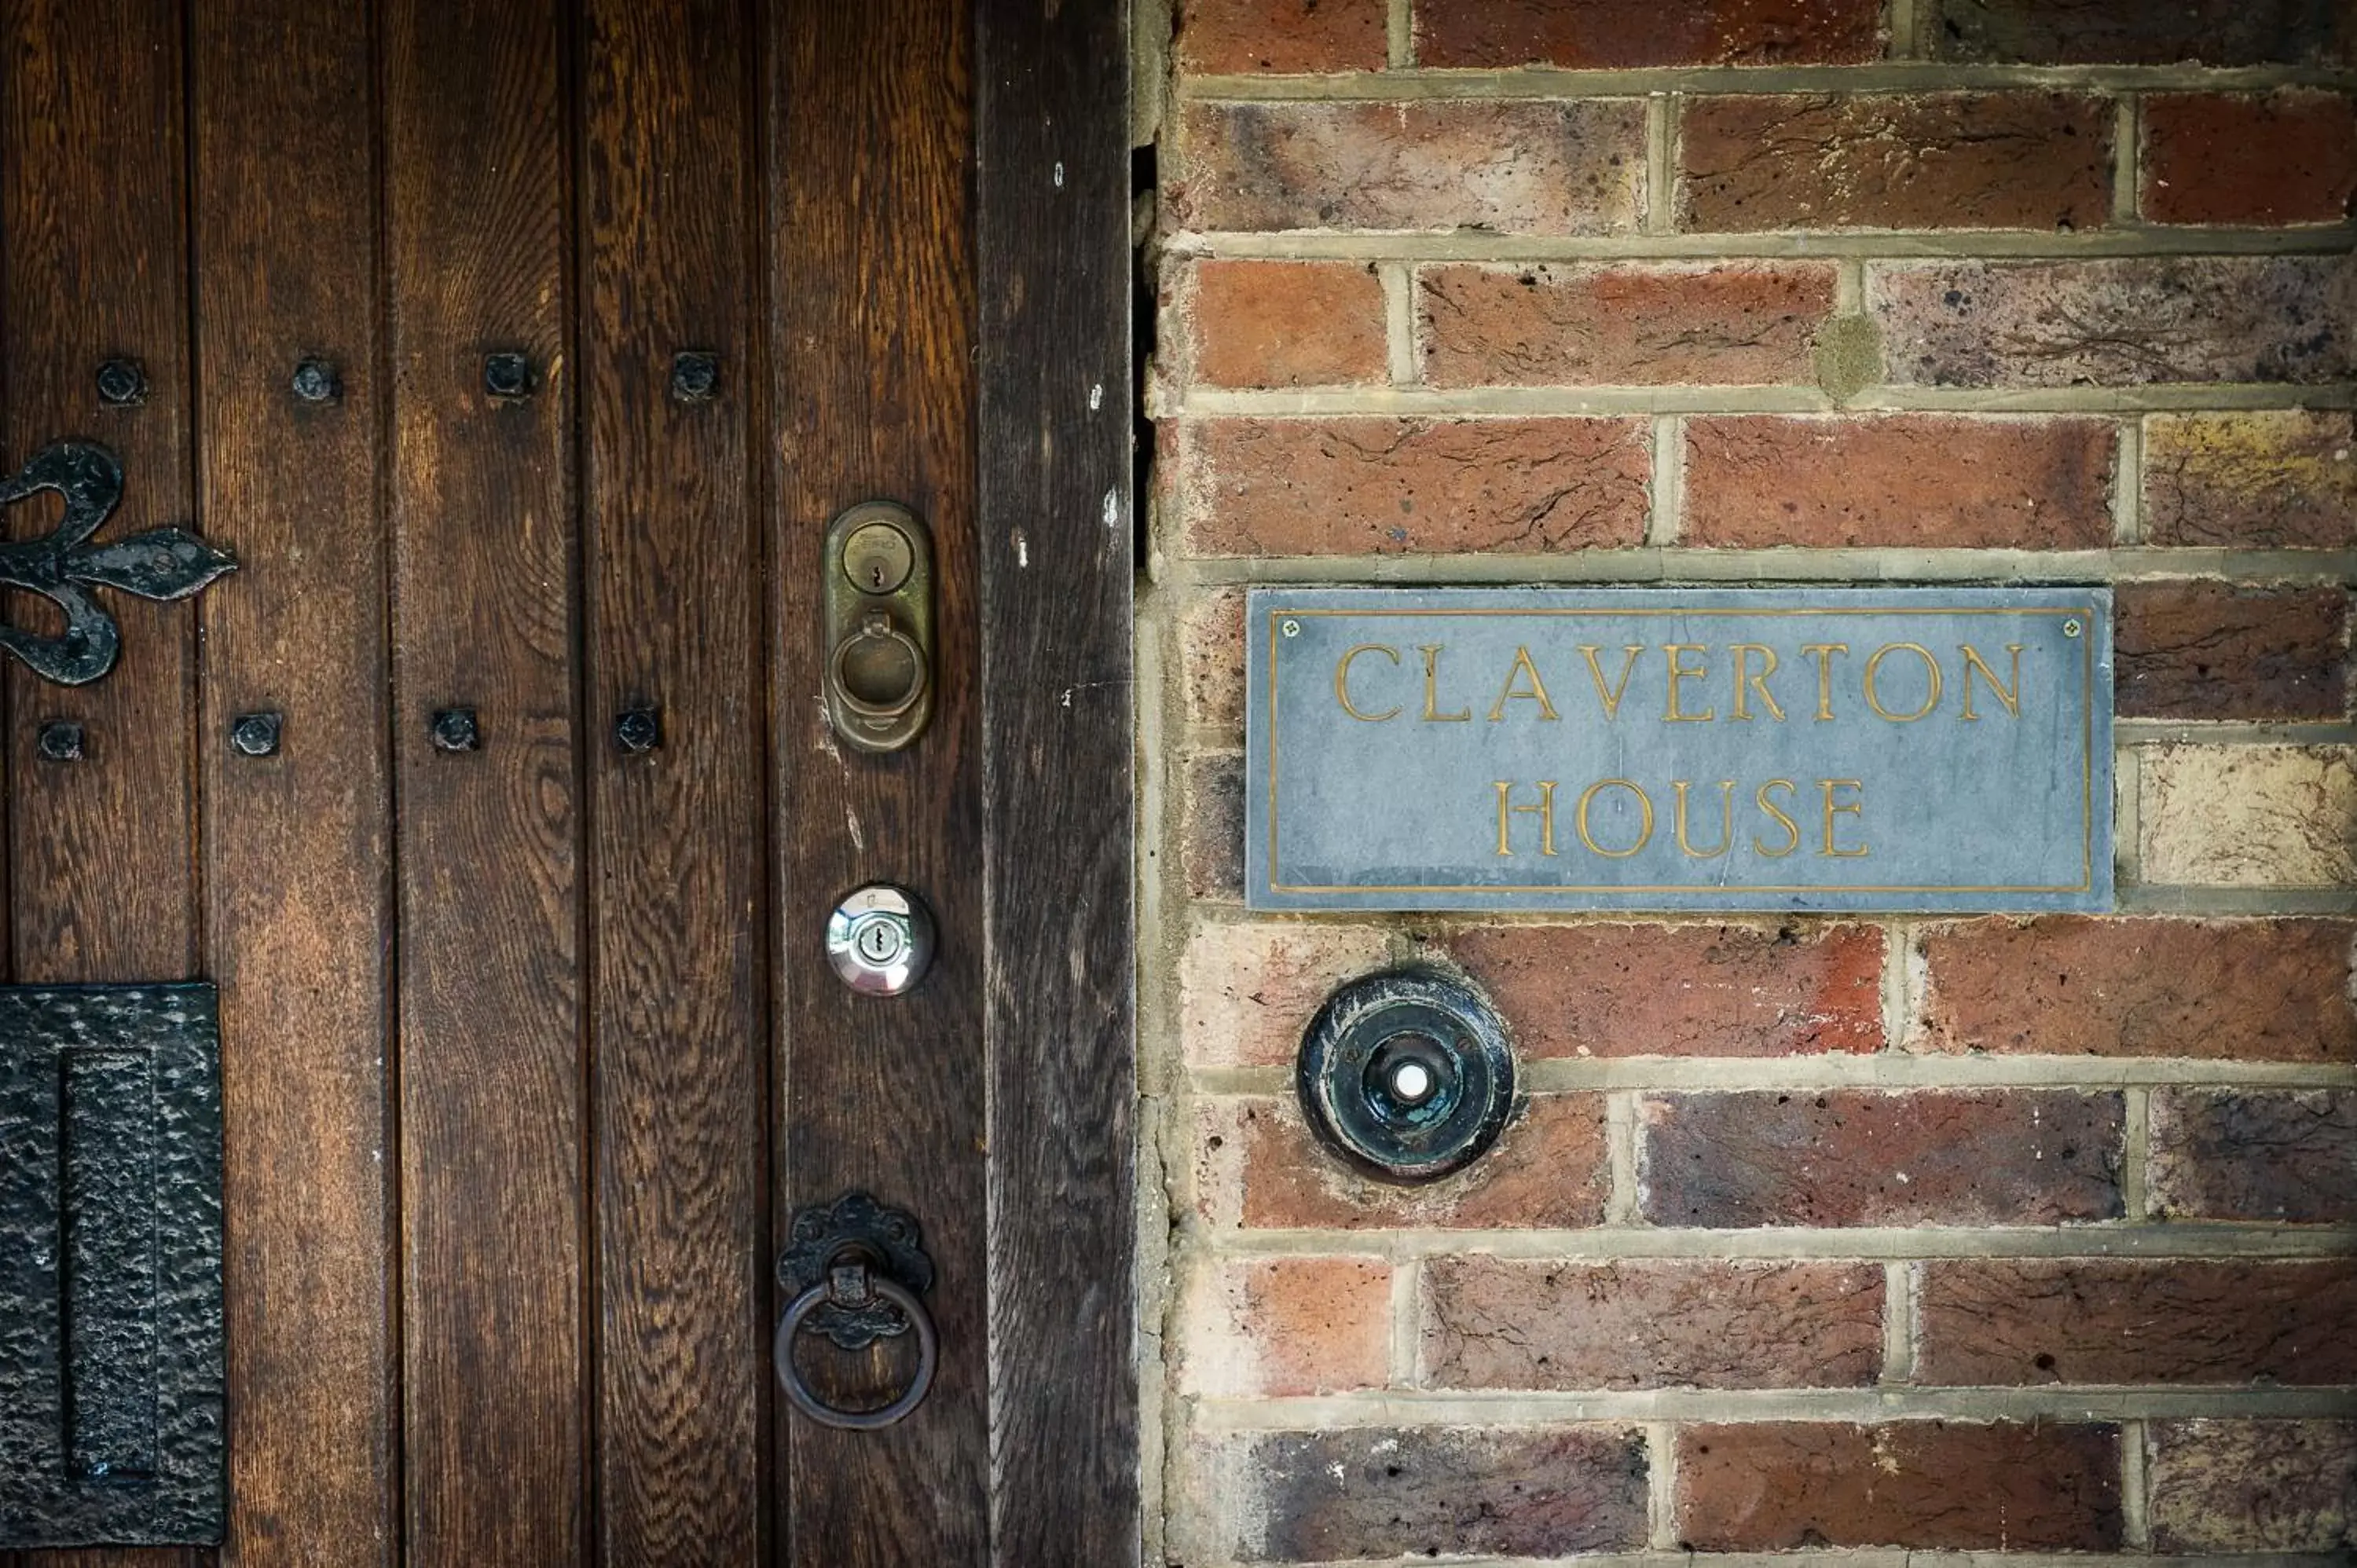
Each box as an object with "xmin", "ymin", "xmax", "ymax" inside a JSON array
[{"xmin": 774, "ymin": 1192, "xmax": 940, "ymax": 1431}]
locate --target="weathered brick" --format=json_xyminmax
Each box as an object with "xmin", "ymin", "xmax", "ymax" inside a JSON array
[
  {"xmin": 2144, "ymin": 90, "xmax": 2357, "ymax": 226},
  {"xmin": 1171, "ymin": 416, "xmax": 1651, "ymax": 556},
  {"xmin": 1177, "ymin": 1255, "xmax": 1392, "ymax": 1398},
  {"xmin": 1179, "ymin": 920, "xmax": 1393, "ymax": 1068},
  {"xmin": 1179, "ymin": 1425, "xmax": 1648, "ymax": 1563},
  {"xmin": 1416, "ymin": 0, "xmax": 1882, "ymax": 68},
  {"xmin": 1422, "ymin": 1258, "xmax": 1882, "ymax": 1390},
  {"xmin": 2141, "ymin": 744, "xmax": 2357, "ymax": 888},
  {"xmin": 1423, "ymin": 262, "xmax": 1835, "ymax": 387},
  {"xmin": 1640, "ymin": 1089, "xmax": 2124, "ymax": 1225},
  {"xmin": 2150, "ymin": 1087, "xmax": 2357, "ymax": 1223},
  {"xmin": 1915, "ymin": 916, "xmax": 2357, "ymax": 1061},
  {"xmin": 1198, "ymin": 1093, "xmax": 1610, "ymax": 1229},
  {"xmin": 1177, "ymin": 587, "xmax": 1246, "ymax": 731},
  {"xmin": 1875, "ymin": 257, "xmax": 2355, "ymax": 387},
  {"xmin": 1179, "ymin": 752, "xmax": 1245, "ymax": 903},
  {"xmin": 1168, "ymin": 100, "xmax": 1646, "ymax": 234},
  {"xmin": 2116, "ymin": 581, "xmax": 2349, "ymax": 721},
  {"xmin": 1918, "ymin": 1259, "xmax": 2357, "ymax": 1384},
  {"xmin": 2148, "ymin": 1420, "xmax": 2357, "ymax": 1553},
  {"xmin": 1173, "ymin": 0, "xmax": 1391, "ymax": 75},
  {"xmin": 1181, "ymin": 259, "xmax": 1388, "ymax": 389},
  {"xmin": 1681, "ymin": 93, "xmax": 2113, "ymax": 233},
  {"xmin": 1683, "ymin": 415, "xmax": 2114, "ymax": 548},
  {"xmin": 2146, "ymin": 410, "xmax": 2357, "ymax": 548},
  {"xmin": 1434, "ymin": 921, "xmax": 1884, "ymax": 1057},
  {"xmin": 1930, "ymin": 0, "xmax": 2355, "ymax": 64},
  {"xmin": 1677, "ymin": 1422, "xmax": 2123, "ymax": 1551}
]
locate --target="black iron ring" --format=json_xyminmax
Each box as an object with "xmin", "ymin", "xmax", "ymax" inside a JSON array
[{"xmin": 774, "ymin": 1273, "xmax": 938, "ymax": 1431}]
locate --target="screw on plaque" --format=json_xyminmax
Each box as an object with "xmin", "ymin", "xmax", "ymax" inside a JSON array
[
  {"xmin": 230, "ymin": 712, "xmax": 283, "ymax": 757},
  {"xmin": 670, "ymin": 350, "xmax": 719, "ymax": 404},
  {"xmin": 482, "ymin": 352, "xmax": 533, "ymax": 401},
  {"xmin": 96, "ymin": 359, "xmax": 148, "ymax": 407},
  {"xmin": 36, "ymin": 720, "xmax": 84, "ymax": 762},
  {"xmin": 615, "ymin": 706, "xmax": 662, "ymax": 754},
  {"xmin": 291, "ymin": 357, "xmax": 341, "ymax": 404},
  {"xmin": 431, "ymin": 708, "xmax": 479, "ymax": 753}
]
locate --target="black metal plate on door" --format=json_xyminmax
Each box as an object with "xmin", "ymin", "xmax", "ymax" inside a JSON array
[{"xmin": 0, "ymin": 984, "xmax": 224, "ymax": 1548}]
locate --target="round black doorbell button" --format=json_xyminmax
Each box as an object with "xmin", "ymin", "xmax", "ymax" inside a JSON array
[{"xmin": 1297, "ymin": 969, "xmax": 1514, "ymax": 1183}]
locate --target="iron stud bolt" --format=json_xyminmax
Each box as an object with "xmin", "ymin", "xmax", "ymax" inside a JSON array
[
  {"xmin": 431, "ymin": 707, "xmax": 480, "ymax": 753},
  {"xmin": 230, "ymin": 712, "xmax": 283, "ymax": 757},
  {"xmin": 36, "ymin": 720, "xmax": 84, "ymax": 762},
  {"xmin": 615, "ymin": 707, "xmax": 662, "ymax": 754},
  {"xmin": 291, "ymin": 358, "xmax": 340, "ymax": 404},
  {"xmin": 482, "ymin": 352, "xmax": 533, "ymax": 401},
  {"xmin": 95, "ymin": 358, "xmax": 147, "ymax": 407},
  {"xmin": 670, "ymin": 350, "xmax": 719, "ymax": 403}
]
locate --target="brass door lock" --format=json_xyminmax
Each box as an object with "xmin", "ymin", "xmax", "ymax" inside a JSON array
[{"xmin": 823, "ymin": 500, "xmax": 933, "ymax": 753}]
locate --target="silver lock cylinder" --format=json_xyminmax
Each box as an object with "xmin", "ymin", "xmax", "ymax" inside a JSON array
[{"xmin": 826, "ymin": 885, "xmax": 936, "ymax": 997}]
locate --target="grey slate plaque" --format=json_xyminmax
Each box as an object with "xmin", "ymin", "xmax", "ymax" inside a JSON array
[{"xmin": 1246, "ymin": 587, "xmax": 2112, "ymax": 913}]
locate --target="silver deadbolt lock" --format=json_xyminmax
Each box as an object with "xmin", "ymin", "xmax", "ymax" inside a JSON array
[
  {"xmin": 826, "ymin": 885, "xmax": 936, "ymax": 997},
  {"xmin": 823, "ymin": 501, "xmax": 933, "ymax": 753}
]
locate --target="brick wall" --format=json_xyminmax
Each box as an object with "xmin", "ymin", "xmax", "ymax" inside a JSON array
[{"xmin": 1137, "ymin": 2, "xmax": 2355, "ymax": 1562}]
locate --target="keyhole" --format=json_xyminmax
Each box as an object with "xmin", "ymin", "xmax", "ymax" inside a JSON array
[{"xmin": 871, "ymin": 563, "xmax": 886, "ymax": 590}]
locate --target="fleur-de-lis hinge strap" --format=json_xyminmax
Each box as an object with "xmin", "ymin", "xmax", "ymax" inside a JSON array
[{"xmin": 0, "ymin": 441, "xmax": 235, "ymax": 685}]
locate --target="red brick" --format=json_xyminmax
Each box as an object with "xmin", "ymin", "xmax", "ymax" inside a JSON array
[
  {"xmin": 1875, "ymin": 256, "xmax": 2355, "ymax": 387},
  {"xmin": 1918, "ymin": 1259, "xmax": 2357, "ymax": 1385},
  {"xmin": 1178, "ymin": 1255, "xmax": 1391, "ymax": 1397},
  {"xmin": 1915, "ymin": 916, "xmax": 2357, "ymax": 1061},
  {"xmin": 1424, "ymin": 262, "xmax": 1835, "ymax": 387},
  {"xmin": 1177, "ymin": 588, "xmax": 1246, "ymax": 731},
  {"xmin": 1930, "ymin": 0, "xmax": 2357, "ymax": 66},
  {"xmin": 1422, "ymin": 1258, "xmax": 1882, "ymax": 1390},
  {"xmin": 2117, "ymin": 581, "xmax": 2349, "ymax": 721},
  {"xmin": 1179, "ymin": 752, "xmax": 1244, "ymax": 902},
  {"xmin": 1684, "ymin": 415, "xmax": 2115, "ymax": 548},
  {"xmin": 2146, "ymin": 410, "xmax": 2357, "ymax": 548},
  {"xmin": 1179, "ymin": 920, "xmax": 1393, "ymax": 1068},
  {"xmin": 1676, "ymin": 1422, "xmax": 2122, "ymax": 1551},
  {"xmin": 1168, "ymin": 100, "xmax": 1646, "ymax": 234},
  {"xmin": 1182, "ymin": 1426, "xmax": 1648, "ymax": 1562},
  {"xmin": 1641, "ymin": 1090, "xmax": 2123, "ymax": 1226},
  {"xmin": 2149, "ymin": 1087, "xmax": 2357, "ymax": 1223},
  {"xmin": 1173, "ymin": 0, "xmax": 1390, "ymax": 74},
  {"xmin": 1171, "ymin": 416, "xmax": 1651, "ymax": 556},
  {"xmin": 1417, "ymin": 0, "xmax": 1882, "ymax": 68},
  {"xmin": 2148, "ymin": 1420, "xmax": 2357, "ymax": 1553},
  {"xmin": 1681, "ymin": 93, "xmax": 2113, "ymax": 233},
  {"xmin": 1182, "ymin": 259, "xmax": 1387, "ymax": 389},
  {"xmin": 1434, "ymin": 921, "xmax": 1884, "ymax": 1058},
  {"xmin": 2144, "ymin": 90, "xmax": 2357, "ymax": 226},
  {"xmin": 1198, "ymin": 1093, "xmax": 1609, "ymax": 1229}
]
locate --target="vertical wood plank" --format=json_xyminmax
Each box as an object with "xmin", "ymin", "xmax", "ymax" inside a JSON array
[
  {"xmin": 976, "ymin": 1, "xmax": 1140, "ymax": 1562},
  {"xmin": 187, "ymin": 0, "xmax": 396, "ymax": 1563},
  {"xmin": 764, "ymin": 1, "xmax": 988, "ymax": 1559},
  {"xmin": 579, "ymin": 0, "xmax": 765, "ymax": 1561},
  {"xmin": 0, "ymin": 0, "xmax": 203, "ymax": 1564},
  {"xmin": 383, "ymin": 0, "xmax": 585, "ymax": 1562}
]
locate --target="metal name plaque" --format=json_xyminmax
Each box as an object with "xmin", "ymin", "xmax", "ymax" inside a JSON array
[{"xmin": 1247, "ymin": 587, "xmax": 2113, "ymax": 914}]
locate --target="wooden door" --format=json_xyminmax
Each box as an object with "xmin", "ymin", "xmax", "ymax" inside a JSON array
[{"xmin": 0, "ymin": 1, "xmax": 1134, "ymax": 1563}]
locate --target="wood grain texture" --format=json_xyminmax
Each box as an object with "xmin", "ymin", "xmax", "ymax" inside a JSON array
[
  {"xmin": 765, "ymin": 1, "xmax": 988, "ymax": 1559},
  {"xmin": 383, "ymin": 0, "xmax": 585, "ymax": 1563},
  {"xmin": 0, "ymin": 1, "xmax": 202, "ymax": 1564},
  {"xmin": 188, "ymin": 1, "xmax": 397, "ymax": 1563},
  {"xmin": 976, "ymin": 1, "xmax": 1140, "ymax": 1562},
  {"xmin": 580, "ymin": 0, "xmax": 765, "ymax": 1560}
]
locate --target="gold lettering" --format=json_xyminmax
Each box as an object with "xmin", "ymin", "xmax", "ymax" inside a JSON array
[
  {"xmin": 1819, "ymin": 779, "xmax": 1868, "ymax": 858},
  {"xmin": 1798, "ymin": 643, "xmax": 1849, "ymax": 721},
  {"xmin": 1487, "ymin": 645, "xmax": 1560, "ymax": 722},
  {"xmin": 1673, "ymin": 779, "xmax": 1736, "ymax": 859},
  {"xmin": 1864, "ymin": 643, "xmax": 1943, "ymax": 722},
  {"xmin": 1575, "ymin": 779, "xmax": 1655, "ymax": 859},
  {"xmin": 1494, "ymin": 780, "xmax": 1559, "ymax": 857},
  {"xmin": 1729, "ymin": 643, "xmax": 1787, "ymax": 723},
  {"xmin": 1959, "ymin": 642, "xmax": 2024, "ymax": 721},
  {"xmin": 1662, "ymin": 644, "xmax": 1715, "ymax": 723},
  {"xmin": 1419, "ymin": 644, "xmax": 1470, "ymax": 722},
  {"xmin": 1753, "ymin": 779, "xmax": 1802, "ymax": 858},
  {"xmin": 1334, "ymin": 643, "xmax": 1402, "ymax": 722},
  {"xmin": 1578, "ymin": 644, "xmax": 1645, "ymax": 720}
]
